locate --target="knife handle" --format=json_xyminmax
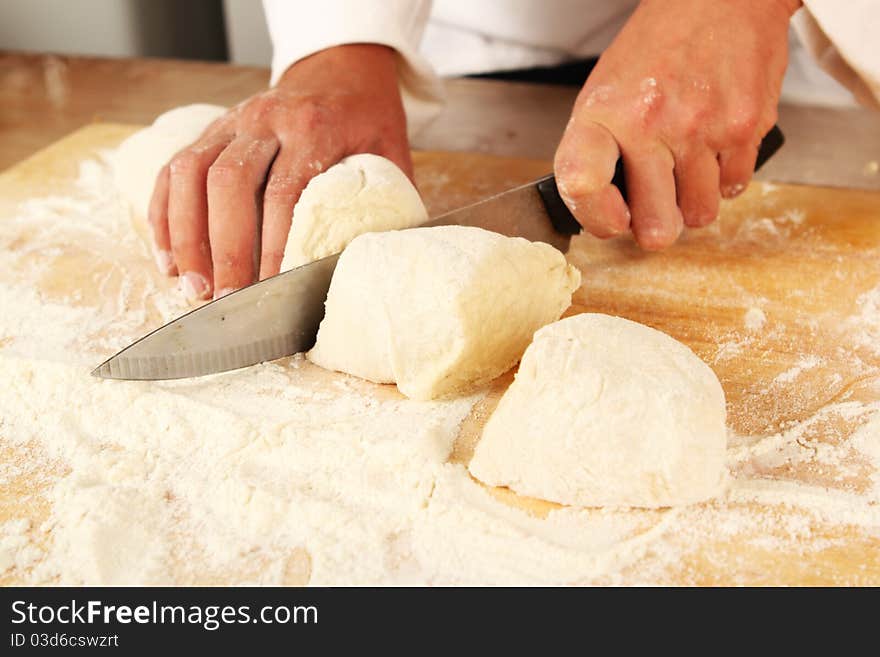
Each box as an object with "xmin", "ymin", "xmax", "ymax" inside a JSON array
[{"xmin": 537, "ymin": 124, "xmax": 786, "ymax": 236}]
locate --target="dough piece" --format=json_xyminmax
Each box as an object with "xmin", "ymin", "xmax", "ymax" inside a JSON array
[
  {"xmin": 469, "ymin": 314, "xmax": 727, "ymax": 508},
  {"xmin": 111, "ymin": 104, "xmax": 227, "ymax": 221},
  {"xmin": 281, "ymin": 153, "xmax": 428, "ymax": 270},
  {"xmin": 307, "ymin": 226, "xmax": 582, "ymax": 400}
]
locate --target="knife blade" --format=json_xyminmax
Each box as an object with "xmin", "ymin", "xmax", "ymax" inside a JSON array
[
  {"xmin": 91, "ymin": 176, "xmax": 576, "ymax": 380},
  {"xmin": 93, "ymin": 125, "xmax": 785, "ymax": 380},
  {"xmin": 92, "ymin": 253, "xmax": 339, "ymax": 380}
]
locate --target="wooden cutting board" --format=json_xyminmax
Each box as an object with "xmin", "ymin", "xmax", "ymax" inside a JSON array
[{"xmin": 1, "ymin": 124, "xmax": 879, "ymax": 585}]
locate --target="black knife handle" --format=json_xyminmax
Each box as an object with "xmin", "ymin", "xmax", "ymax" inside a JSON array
[{"xmin": 537, "ymin": 124, "xmax": 786, "ymax": 236}]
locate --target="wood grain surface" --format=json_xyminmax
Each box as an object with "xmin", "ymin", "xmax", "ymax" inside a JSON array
[{"xmin": 1, "ymin": 124, "xmax": 879, "ymax": 585}]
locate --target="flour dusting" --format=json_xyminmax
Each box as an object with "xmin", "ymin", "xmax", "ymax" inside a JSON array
[
  {"xmin": 1, "ymin": 162, "xmax": 879, "ymax": 585},
  {"xmin": 773, "ymin": 355, "xmax": 823, "ymax": 384},
  {"xmin": 744, "ymin": 306, "xmax": 767, "ymax": 331}
]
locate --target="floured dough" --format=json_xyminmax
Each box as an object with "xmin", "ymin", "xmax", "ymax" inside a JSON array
[
  {"xmin": 307, "ymin": 226, "xmax": 582, "ymax": 400},
  {"xmin": 111, "ymin": 104, "xmax": 227, "ymax": 222},
  {"xmin": 469, "ymin": 313, "xmax": 727, "ymax": 508},
  {"xmin": 280, "ymin": 154, "xmax": 428, "ymax": 270},
  {"xmin": 113, "ymin": 112, "xmax": 423, "ymax": 270}
]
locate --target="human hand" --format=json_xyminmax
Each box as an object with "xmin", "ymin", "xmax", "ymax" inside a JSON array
[
  {"xmin": 554, "ymin": 0, "xmax": 800, "ymax": 250},
  {"xmin": 148, "ymin": 44, "xmax": 412, "ymax": 300}
]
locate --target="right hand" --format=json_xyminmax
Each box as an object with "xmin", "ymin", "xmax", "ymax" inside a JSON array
[
  {"xmin": 149, "ymin": 44, "xmax": 412, "ymax": 301},
  {"xmin": 554, "ymin": 0, "xmax": 797, "ymax": 250}
]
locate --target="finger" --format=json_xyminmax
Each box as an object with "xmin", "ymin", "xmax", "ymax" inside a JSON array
[
  {"xmin": 623, "ymin": 145, "xmax": 684, "ymax": 250},
  {"xmin": 377, "ymin": 139, "xmax": 415, "ymax": 182},
  {"xmin": 554, "ymin": 119, "xmax": 630, "ymax": 238},
  {"xmin": 207, "ymin": 134, "xmax": 280, "ymax": 297},
  {"xmin": 167, "ymin": 133, "xmax": 231, "ymax": 302},
  {"xmin": 674, "ymin": 148, "xmax": 721, "ymax": 228},
  {"xmin": 147, "ymin": 164, "xmax": 176, "ymax": 276},
  {"xmin": 260, "ymin": 153, "xmax": 332, "ymax": 279},
  {"xmin": 718, "ymin": 143, "xmax": 758, "ymax": 199},
  {"xmin": 259, "ymin": 142, "xmax": 347, "ymax": 279}
]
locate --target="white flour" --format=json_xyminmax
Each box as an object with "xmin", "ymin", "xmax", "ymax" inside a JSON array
[
  {"xmin": 773, "ymin": 355, "xmax": 823, "ymax": 384},
  {"xmin": 1, "ymin": 163, "xmax": 879, "ymax": 585},
  {"xmin": 847, "ymin": 284, "xmax": 880, "ymax": 358},
  {"xmin": 743, "ymin": 306, "xmax": 767, "ymax": 331}
]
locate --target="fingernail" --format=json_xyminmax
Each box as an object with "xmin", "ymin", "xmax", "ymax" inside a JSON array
[
  {"xmin": 153, "ymin": 249, "xmax": 175, "ymax": 275},
  {"xmin": 179, "ymin": 272, "xmax": 210, "ymax": 302},
  {"xmin": 213, "ymin": 287, "xmax": 235, "ymax": 300},
  {"xmin": 721, "ymin": 182, "xmax": 746, "ymax": 199},
  {"xmin": 639, "ymin": 222, "xmax": 680, "ymax": 250},
  {"xmin": 643, "ymin": 224, "xmax": 665, "ymax": 241}
]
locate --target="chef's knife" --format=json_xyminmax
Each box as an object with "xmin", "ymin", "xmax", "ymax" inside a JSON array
[{"xmin": 93, "ymin": 126, "xmax": 784, "ymax": 380}]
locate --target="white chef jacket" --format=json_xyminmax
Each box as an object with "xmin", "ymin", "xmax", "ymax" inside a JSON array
[{"xmin": 262, "ymin": 0, "xmax": 880, "ymax": 132}]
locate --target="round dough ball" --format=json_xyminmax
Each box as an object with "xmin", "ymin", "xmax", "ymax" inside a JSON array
[
  {"xmin": 281, "ymin": 153, "xmax": 428, "ymax": 271},
  {"xmin": 307, "ymin": 226, "xmax": 582, "ymax": 400},
  {"xmin": 111, "ymin": 104, "xmax": 227, "ymax": 222},
  {"xmin": 469, "ymin": 313, "xmax": 727, "ymax": 508}
]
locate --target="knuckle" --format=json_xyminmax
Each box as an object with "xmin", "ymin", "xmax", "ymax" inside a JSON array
[
  {"xmin": 554, "ymin": 162, "xmax": 606, "ymax": 201},
  {"xmin": 726, "ymin": 107, "xmax": 761, "ymax": 142},
  {"xmin": 678, "ymin": 105, "xmax": 710, "ymax": 140},
  {"xmin": 174, "ymin": 238, "xmax": 210, "ymax": 259},
  {"xmin": 555, "ymin": 171, "xmax": 588, "ymax": 200},
  {"xmin": 292, "ymin": 100, "xmax": 330, "ymax": 132},
  {"xmin": 633, "ymin": 80, "xmax": 665, "ymax": 126},
  {"xmin": 168, "ymin": 149, "xmax": 207, "ymax": 177},
  {"xmin": 214, "ymin": 250, "xmax": 251, "ymax": 272},
  {"xmin": 264, "ymin": 173, "xmax": 301, "ymax": 202},
  {"xmin": 246, "ymin": 95, "xmax": 283, "ymax": 124},
  {"xmin": 207, "ymin": 159, "xmax": 250, "ymax": 188},
  {"xmin": 578, "ymin": 83, "xmax": 614, "ymax": 109}
]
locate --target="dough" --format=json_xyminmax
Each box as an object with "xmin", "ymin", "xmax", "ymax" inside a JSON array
[
  {"xmin": 468, "ymin": 314, "xmax": 727, "ymax": 508},
  {"xmin": 280, "ymin": 154, "xmax": 428, "ymax": 270},
  {"xmin": 111, "ymin": 104, "xmax": 227, "ymax": 221},
  {"xmin": 307, "ymin": 226, "xmax": 582, "ymax": 400},
  {"xmin": 114, "ymin": 112, "xmax": 422, "ymax": 269}
]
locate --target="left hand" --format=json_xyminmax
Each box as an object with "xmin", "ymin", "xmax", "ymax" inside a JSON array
[{"xmin": 147, "ymin": 44, "xmax": 411, "ymax": 301}]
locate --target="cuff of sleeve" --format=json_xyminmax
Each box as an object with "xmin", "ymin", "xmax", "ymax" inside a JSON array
[{"xmin": 794, "ymin": 1, "xmax": 880, "ymax": 108}]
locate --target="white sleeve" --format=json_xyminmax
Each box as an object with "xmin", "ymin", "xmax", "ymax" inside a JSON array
[
  {"xmin": 262, "ymin": 0, "xmax": 445, "ymax": 135},
  {"xmin": 795, "ymin": 0, "xmax": 880, "ymax": 108}
]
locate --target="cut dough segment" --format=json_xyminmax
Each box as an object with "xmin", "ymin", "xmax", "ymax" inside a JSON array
[
  {"xmin": 307, "ymin": 226, "xmax": 582, "ymax": 400},
  {"xmin": 469, "ymin": 313, "xmax": 727, "ymax": 508},
  {"xmin": 111, "ymin": 104, "xmax": 227, "ymax": 222},
  {"xmin": 281, "ymin": 154, "xmax": 428, "ymax": 270}
]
